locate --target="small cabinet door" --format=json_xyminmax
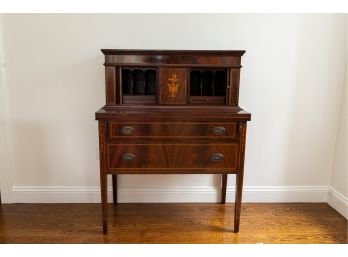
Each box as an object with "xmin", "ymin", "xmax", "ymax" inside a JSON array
[{"xmin": 159, "ymin": 68, "xmax": 187, "ymax": 105}]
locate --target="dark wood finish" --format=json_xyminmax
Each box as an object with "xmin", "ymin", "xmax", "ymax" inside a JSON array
[
  {"xmin": 107, "ymin": 143, "xmax": 238, "ymax": 173},
  {"xmin": 189, "ymin": 96, "xmax": 225, "ymax": 105},
  {"xmin": 105, "ymin": 66, "xmax": 116, "ymax": 105},
  {"xmin": 221, "ymin": 174, "xmax": 227, "ymax": 204},
  {"xmin": 115, "ymin": 67, "xmax": 122, "ymax": 104},
  {"xmin": 122, "ymin": 95, "xmax": 156, "ymax": 105},
  {"xmin": 234, "ymin": 122, "xmax": 247, "ymax": 232},
  {"xmin": 96, "ymin": 49, "xmax": 251, "ymax": 234},
  {"xmin": 109, "ymin": 122, "xmax": 237, "ymax": 139},
  {"xmin": 228, "ymin": 69, "xmax": 241, "ymax": 106},
  {"xmin": 97, "ymin": 106, "xmax": 251, "ymax": 121},
  {"xmin": 102, "ymin": 49, "xmax": 245, "ymax": 68},
  {"xmin": 0, "ymin": 203, "xmax": 346, "ymax": 243},
  {"xmin": 159, "ymin": 68, "xmax": 187, "ymax": 105},
  {"xmin": 112, "ymin": 175, "xmax": 117, "ymax": 205},
  {"xmin": 98, "ymin": 121, "xmax": 108, "ymax": 234}
]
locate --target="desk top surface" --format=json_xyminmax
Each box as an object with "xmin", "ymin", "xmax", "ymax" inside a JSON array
[
  {"xmin": 101, "ymin": 49, "xmax": 246, "ymax": 56},
  {"xmin": 95, "ymin": 106, "xmax": 251, "ymax": 121}
]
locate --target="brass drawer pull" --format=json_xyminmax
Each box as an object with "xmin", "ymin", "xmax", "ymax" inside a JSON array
[
  {"xmin": 122, "ymin": 153, "xmax": 135, "ymax": 161},
  {"xmin": 120, "ymin": 126, "xmax": 135, "ymax": 135},
  {"xmin": 211, "ymin": 153, "xmax": 224, "ymax": 162},
  {"xmin": 212, "ymin": 126, "xmax": 226, "ymax": 136}
]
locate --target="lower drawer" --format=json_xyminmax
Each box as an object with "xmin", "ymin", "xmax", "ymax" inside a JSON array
[{"xmin": 107, "ymin": 143, "xmax": 238, "ymax": 172}]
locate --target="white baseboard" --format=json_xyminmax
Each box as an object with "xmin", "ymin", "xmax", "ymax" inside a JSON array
[
  {"xmin": 12, "ymin": 186, "xmax": 328, "ymax": 204},
  {"xmin": 327, "ymin": 187, "xmax": 348, "ymax": 219}
]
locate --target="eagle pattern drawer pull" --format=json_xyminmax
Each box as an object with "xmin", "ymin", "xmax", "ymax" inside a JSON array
[
  {"xmin": 211, "ymin": 126, "xmax": 226, "ymax": 136},
  {"xmin": 120, "ymin": 126, "xmax": 135, "ymax": 135},
  {"xmin": 122, "ymin": 153, "xmax": 136, "ymax": 161},
  {"xmin": 211, "ymin": 153, "xmax": 224, "ymax": 162}
]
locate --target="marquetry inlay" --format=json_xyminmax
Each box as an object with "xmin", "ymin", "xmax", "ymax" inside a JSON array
[{"xmin": 167, "ymin": 73, "xmax": 179, "ymax": 98}]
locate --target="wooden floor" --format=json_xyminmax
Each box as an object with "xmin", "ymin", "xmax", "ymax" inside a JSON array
[{"xmin": 0, "ymin": 203, "xmax": 346, "ymax": 243}]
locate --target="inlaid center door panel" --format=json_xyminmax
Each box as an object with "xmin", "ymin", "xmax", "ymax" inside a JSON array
[
  {"xmin": 107, "ymin": 143, "xmax": 238, "ymax": 173},
  {"xmin": 159, "ymin": 68, "xmax": 187, "ymax": 105}
]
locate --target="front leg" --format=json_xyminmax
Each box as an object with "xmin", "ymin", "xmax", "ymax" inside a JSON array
[
  {"xmin": 112, "ymin": 174, "xmax": 117, "ymax": 205},
  {"xmin": 98, "ymin": 121, "xmax": 108, "ymax": 234},
  {"xmin": 221, "ymin": 174, "xmax": 227, "ymax": 204},
  {"xmin": 234, "ymin": 122, "xmax": 247, "ymax": 233},
  {"xmin": 234, "ymin": 173, "xmax": 243, "ymax": 232},
  {"xmin": 100, "ymin": 172, "xmax": 108, "ymax": 234}
]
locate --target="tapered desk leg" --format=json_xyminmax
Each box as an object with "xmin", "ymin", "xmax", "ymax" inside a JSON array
[
  {"xmin": 234, "ymin": 173, "xmax": 244, "ymax": 233},
  {"xmin": 112, "ymin": 174, "xmax": 117, "ymax": 205},
  {"xmin": 100, "ymin": 173, "xmax": 108, "ymax": 234},
  {"xmin": 221, "ymin": 174, "xmax": 227, "ymax": 204},
  {"xmin": 98, "ymin": 121, "xmax": 108, "ymax": 234},
  {"xmin": 234, "ymin": 122, "xmax": 247, "ymax": 233}
]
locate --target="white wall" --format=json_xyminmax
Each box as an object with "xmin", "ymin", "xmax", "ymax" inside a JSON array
[
  {"xmin": 0, "ymin": 15, "xmax": 13, "ymax": 203},
  {"xmin": 1, "ymin": 14, "xmax": 346, "ymax": 204},
  {"xmin": 328, "ymin": 82, "xmax": 347, "ymax": 217},
  {"xmin": 327, "ymin": 20, "xmax": 348, "ymax": 217}
]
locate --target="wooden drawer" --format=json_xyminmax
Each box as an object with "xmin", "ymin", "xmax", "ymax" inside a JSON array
[
  {"xmin": 109, "ymin": 122, "xmax": 237, "ymax": 139},
  {"xmin": 107, "ymin": 143, "xmax": 238, "ymax": 173}
]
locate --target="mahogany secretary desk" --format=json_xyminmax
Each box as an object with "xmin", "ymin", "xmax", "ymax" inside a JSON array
[{"xmin": 95, "ymin": 49, "xmax": 251, "ymax": 234}]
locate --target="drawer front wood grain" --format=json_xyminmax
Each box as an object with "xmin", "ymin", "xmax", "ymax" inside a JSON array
[
  {"xmin": 109, "ymin": 122, "xmax": 237, "ymax": 139},
  {"xmin": 107, "ymin": 144, "xmax": 238, "ymax": 172}
]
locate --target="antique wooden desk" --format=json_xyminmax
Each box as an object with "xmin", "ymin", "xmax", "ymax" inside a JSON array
[{"xmin": 95, "ymin": 50, "xmax": 251, "ymax": 234}]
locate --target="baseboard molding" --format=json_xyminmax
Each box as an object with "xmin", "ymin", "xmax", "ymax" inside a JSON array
[
  {"xmin": 12, "ymin": 185, "xmax": 328, "ymax": 204},
  {"xmin": 327, "ymin": 187, "xmax": 348, "ymax": 219}
]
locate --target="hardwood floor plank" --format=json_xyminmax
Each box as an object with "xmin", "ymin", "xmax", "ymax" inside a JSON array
[{"xmin": 0, "ymin": 203, "xmax": 346, "ymax": 243}]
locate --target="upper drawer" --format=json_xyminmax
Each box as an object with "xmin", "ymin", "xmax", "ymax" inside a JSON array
[{"xmin": 108, "ymin": 122, "xmax": 237, "ymax": 139}]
